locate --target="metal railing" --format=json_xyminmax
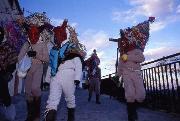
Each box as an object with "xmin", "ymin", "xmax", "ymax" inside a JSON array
[
  {"xmin": 142, "ymin": 52, "xmax": 180, "ymax": 113},
  {"xmin": 100, "ymin": 52, "xmax": 180, "ymax": 113}
]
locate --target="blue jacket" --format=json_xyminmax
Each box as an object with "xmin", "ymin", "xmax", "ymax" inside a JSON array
[{"xmin": 49, "ymin": 42, "xmax": 70, "ymax": 76}]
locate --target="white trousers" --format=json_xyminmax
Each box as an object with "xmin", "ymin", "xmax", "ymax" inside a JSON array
[{"xmin": 46, "ymin": 69, "xmax": 76, "ymax": 110}]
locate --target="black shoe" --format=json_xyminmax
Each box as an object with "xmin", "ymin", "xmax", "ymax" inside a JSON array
[
  {"xmin": 88, "ymin": 97, "xmax": 91, "ymax": 102},
  {"xmin": 127, "ymin": 102, "xmax": 138, "ymax": 121},
  {"xmin": 88, "ymin": 93, "xmax": 92, "ymax": 102},
  {"xmin": 45, "ymin": 109, "xmax": 57, "ymax": 121},
  {"xmin": 33, "ymin": 97, "xmax": 41, "ymax": 121},
  {"xmin": 67, "ymin": 108, "xmax": 75, "ymax": 121},
  {"xmin": 133, "ymin": 103, "xmax": 138, "ymax": 120},
  {"xmin": 25, "ymin": 116, "xmax": 34, "ymax": 121},
  {"xmin": 96, "ymin": 95, "xmax": 101, "ymax": 104},
  {"xmin": 26, "ymin": 100, "xmax": 35, "ymax": 121}
]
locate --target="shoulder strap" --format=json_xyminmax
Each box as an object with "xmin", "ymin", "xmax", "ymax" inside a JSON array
[
  {"xmin": 27, "ymin": 40, "xmax": 33, "ymax": 50},
  {"xmin": 64, "ymin": 42, "xmax": 71, "ymax": 54},
  {"xmin": 58, "ymin": 41, "xmax": 70, "ymax": 59},
  {"xmin": 57, "ymin": 42, "xmax": 70, "ymax": 67}
]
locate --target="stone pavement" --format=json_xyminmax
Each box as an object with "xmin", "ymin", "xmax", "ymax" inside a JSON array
[{"xmin": 13, "ymin": 88, "xmax": 180, "ymax": 121}]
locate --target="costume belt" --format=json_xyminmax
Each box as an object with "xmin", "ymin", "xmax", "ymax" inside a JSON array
[
  {"xmin": 59, "ymin": 67, "xmax": 75, "ymax": 71},
  {"xmin": 127, "ymin": 67, "xmax": 141, "ymax": 72},
  {"xmin": 32, "ymin": 58, "xmax": 43, "ymax": 64}
]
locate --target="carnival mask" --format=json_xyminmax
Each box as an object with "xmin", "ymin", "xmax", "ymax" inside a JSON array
[
  {"xmin": 53, "ymin": 19, "xmax": 68, "ymax": 46},
  {"xmin": 28, "ymin": 25, "xmax": 40, "ymax": 44}
]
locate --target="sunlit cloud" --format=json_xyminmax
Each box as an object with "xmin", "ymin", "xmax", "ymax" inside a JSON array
[
  {"xmin": 112, "ymin": 10, "xmax": 137, "ymax": 24},
  {"xmin": 129, "ymin": 0, "xmax": 174, "ymax": 16},
  {"xmin": 112, "ymin": 0, "xmax": 180, "ymax": 32},
  {"xmin": 100, "ymin": 55, "xmax": 116, "ymax": 76},
  {"xmin": 150, "ymin": 21, "xmax": 166, "ymax": 32},
  {"xmin": 176, "ymin": 5, "xmax": 180, "ymax": 13},
  {"xmin": 50, "ymin": 18, "xmax": 63, "ymax": 26},
  {"xmin": 144, "ymin": 42, "xmax": 180, "ymax": 61},
  {"xmin": 78, "ymin": 29, "xmax": 117, "ymax": 76},
  {"xmin": 79, "ymin": 30, "xmax": 110, "ymax": 53},
  {"xmin": 70, "ymin": 22, "xmax": 78, "ymax": 28},
  {"xmin": 50, "ymin": 18, "xmax": 78, "ymax": 27}
]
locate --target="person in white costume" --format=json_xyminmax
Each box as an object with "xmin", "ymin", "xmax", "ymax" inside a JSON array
[{"xmin": 45, "ymin": 19, "xmax": 86, "ymax": 121}]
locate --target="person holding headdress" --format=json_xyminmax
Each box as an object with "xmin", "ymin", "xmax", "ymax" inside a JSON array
[{"xmin": 117, "ymin": 17, "xmax": 155, "ymax": 121}]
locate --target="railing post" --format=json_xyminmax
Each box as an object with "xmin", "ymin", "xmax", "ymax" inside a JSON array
[
  {"xmin": 109, "ymin": 74, "xmax": 112, "ymax": 79},
  {"xmin": 116, "ymin": 48, "xmax": 119, "ymax": 73},
  {"xmin": 141, "ymin": 52, "xmax": 180, "ymax": 113}
]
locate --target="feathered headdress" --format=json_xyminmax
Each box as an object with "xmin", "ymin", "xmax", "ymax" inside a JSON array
[
  {"xmin": 26, "ymin": 12, "xmax": 53, "ymax": 44},
  {"xmin": 119, "ymin": 17, "xmax": 155, "ymax": 54},
  {"xmin": 65, "ymin": 24, "xmax": 87, "ymax": 58},
  {"xmin": 26, "ymin": 12, "xmax": 50, "ymax": 26}
]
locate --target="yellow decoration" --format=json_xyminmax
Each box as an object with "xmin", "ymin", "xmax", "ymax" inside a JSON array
[{"xmin": 121, "ymin": 54, "xmax": 128, "ymax": 61}]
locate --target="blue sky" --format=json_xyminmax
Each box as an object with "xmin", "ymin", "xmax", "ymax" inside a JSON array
[{"xmin": 19, "ymin": 0, "xmax": 180, "ymax": 76}]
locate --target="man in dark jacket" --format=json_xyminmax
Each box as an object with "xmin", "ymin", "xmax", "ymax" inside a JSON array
[{"xmin": 87, "ymin": 49, "xmax": 101, "ymax": 104}]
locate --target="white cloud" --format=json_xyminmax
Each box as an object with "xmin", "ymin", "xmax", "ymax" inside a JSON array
[
  {"xmin": 141, "ymin": 41, "xmax": 180, "ymax": 69},
  {"xmin": 50, "ymin": 18, "xmax": 63, "ymax": 26},
  {"xmin": 144, "ymin": 45, "xmax": 180, "ymax": 61},
  {"xmin": 112, "ymin": 10, "xmax": 137, "ymax": 23},
  {"xmin": 113, "ymin": 0, "xmax": 175, "ymax": 22},
  {"xmin": 150, "ymin": 15, "xmax": 180, "ymax": 32},
  {"xmin": 154, "ymin": 14, "xmax": 180, "ymax": 31},
  {"xmin": 100, "ymin": 56, "xmax": 116, "ymax": 77},
  {"xmin": 129, "ymin": 0, "xmax": 174, "ymax": 16},
  {"xmin": 150, "ymin": 21, "xmax": 166, "ymax": 32},
  {"xmin": 79, "ymin": 29, "xmax": 117, "ymax": 76},
  {"xmin": 176, "ymin": 5, "xmax": 180, "ymax": 13},
  {"xmin": 79, "ymin": 30, "xmax": 110, "ymax": 53},
  {"xmin": 112, "ymin": 0, "xmax": 180, "ymax": 32},
  {"xmin": 70, "ymin": 22, "xmax": 78, "ymax": 28},
  {"xmin": 50, "ymin": 18, "xmax": 78, "ymax": 27}
]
